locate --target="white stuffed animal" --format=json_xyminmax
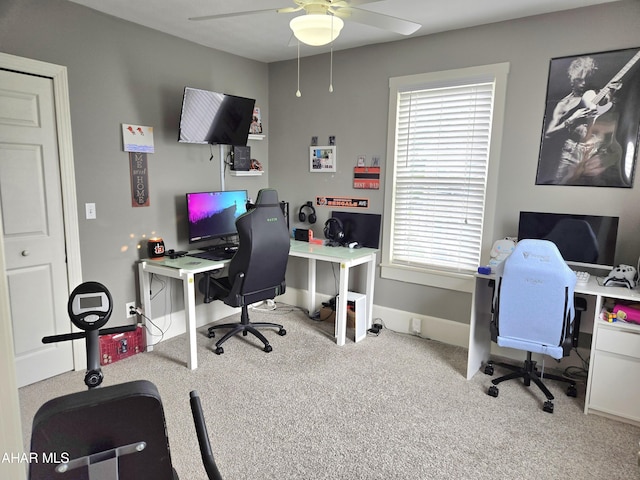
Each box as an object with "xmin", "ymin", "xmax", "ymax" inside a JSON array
[{"xmin": 488, "ymin": 238, "xmax": 516, "ymax": 269}]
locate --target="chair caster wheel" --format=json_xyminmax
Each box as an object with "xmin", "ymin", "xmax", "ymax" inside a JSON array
[
  {"xmin": 207, "ymin": 331, "xmax": 216, "ymax": 339},
  {"xmin": 264, "ymin": 344, "xmax": 273, "ymax": 353},
  {"xmin": 543, "ymin": 401, "xmax": 554, "ymax": 413},
  {"xmin": 242, "ymin": 330, "xmax": 248, "ymax": 336},
  {"xmin": 278, "ymin": 328, "xmax": 286, "ymax": 336},
  {"xmin": 567, "ymin": 384, "xmax": 577, "ymax": 397},
  {"xmin": 487, "ymin": 385, "xmax": 499, "ymax": 397},
  {"xmin": 215, "ymin": 346, "xmax": 224, "ymax": 355},
  {"xmin": 484, "ymin": 362, "xmax": 494, "ymax": 375}
]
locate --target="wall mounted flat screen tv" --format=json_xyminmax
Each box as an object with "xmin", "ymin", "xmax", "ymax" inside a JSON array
[
  {"xmin": 186, "ymin": 190, "xmax": 248, "ymax": 244},
  {"xmin": 517, "ymin": 211, "xmax": 619, "ymax": 269},
  {"xmin": 178, "ymin": 87, "xmax": 255, "ymax": 146}
]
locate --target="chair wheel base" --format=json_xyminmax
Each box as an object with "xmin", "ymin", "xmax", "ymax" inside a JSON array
[
  {"xmin": 543, "ymin": 400, "xmax": 554, "ymax": 413},
  {"xmin": 487, "ymin": 385, "xmax": 499, "ymax": 397},
  {"xmin": 207, "ymin": 331, "xmax": 215, "ymax": 339},
  {"xmin": 278, "ymin": 328, "xmax": 286, "ymax": 336},
  {"xmin": 214, "ymin": 346, "xmax": 224, "ymax": 355},
  {"xmin": 484, "ymin": 362, "xmax": 494, "ymax": 376},
  {"xmin": 264, "ymin": 344, "xmax": 273, "ymax": 353}
]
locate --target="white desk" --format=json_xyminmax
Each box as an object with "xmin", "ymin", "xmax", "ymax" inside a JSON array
[
  {"xmin": 138, "ymin": 240, "xmax": 379, "ymax": 369},
  {"xmin": 138, "ymin": 255, "xmax": 226, "ymax": 370},
  {"xmin": 289, "ymin": 240, "xmax": 379, "ymax": 346},
  {"xmin": 468, "ymin": 273, "xmax": 640, "ymax": 424}
]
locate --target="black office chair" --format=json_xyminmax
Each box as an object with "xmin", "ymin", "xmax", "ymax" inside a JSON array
[
  {"xmin": 484, "ymin": 239, "xmax": 586, "ymax": 413},
  {"xmin": 200, "ymin": 188, "xmax": 290, "ymax": 355}
]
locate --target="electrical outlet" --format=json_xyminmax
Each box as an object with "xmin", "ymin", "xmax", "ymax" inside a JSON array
[
  {"xmin": 125, "ymin": 302, "xmax": 137, "ymax": 318},
  {"xmin": 410, "ymin": 317, "xmax": 421, "ymax": 335}
]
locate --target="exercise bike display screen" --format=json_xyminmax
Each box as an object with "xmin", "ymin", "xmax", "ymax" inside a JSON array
[
  {"xmin": 68, "ymin": 282, "xmax": 113, "ymax": 331},
  {"xmin": 79, "ymin": 294, "xmax": 104, "ymax": 310}
]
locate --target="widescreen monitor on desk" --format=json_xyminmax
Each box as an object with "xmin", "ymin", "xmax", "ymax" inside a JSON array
[{"xmin": 517, "ymin": 211, "xmax": 619, "ymax": 270}]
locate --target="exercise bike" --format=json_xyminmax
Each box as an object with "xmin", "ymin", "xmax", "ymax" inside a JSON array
[{"xmin": 29, "ymin": 281, "xmax": 222, "ymax": 480}]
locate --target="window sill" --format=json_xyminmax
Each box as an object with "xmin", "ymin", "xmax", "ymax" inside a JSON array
[{"xmin": 380, "ymin": 263, "xmax": 475, "ymax": 293}]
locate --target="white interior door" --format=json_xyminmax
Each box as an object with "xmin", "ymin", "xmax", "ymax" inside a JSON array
[{"xmin": 0, "ymin": 69, "xmax": 74, "ymax": 387}]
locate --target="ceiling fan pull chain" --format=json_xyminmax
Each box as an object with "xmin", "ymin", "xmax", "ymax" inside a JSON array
[
  {"xmin": 296, "ymin": 41, "xmax": 302, "ymax": 97},
  {"xmin": 329, "ymin": 14, "xmax": 335, "ymax": 93},
  {"xmin": 329, "ymin": 44, "xmax": 334, "ymax": 93}
]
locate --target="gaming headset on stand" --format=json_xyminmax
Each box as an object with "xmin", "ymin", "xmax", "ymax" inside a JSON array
[
  {"xmin": 324, "ymin": 217, "xmax": 345, "ymax": 246},
  {"xmin": 298, "ymin": 201, "xmax": 316, "ymax": 224}
]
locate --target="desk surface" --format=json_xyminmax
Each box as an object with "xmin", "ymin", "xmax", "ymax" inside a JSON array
[
  {"xmin": 141, "ymin": 255, "xmax": 226, "ymax": 273},
  {"xmin": 477, "ymin": 272, "xmax": 640, "ymax": 302},
  {"xmin": 289, "ymin": 239, "xmax": 378, "ymax": 261}
]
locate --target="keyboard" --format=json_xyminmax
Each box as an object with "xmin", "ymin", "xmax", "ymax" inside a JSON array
[
  {"xmin": 187, "ymin": 249, "xmax": 235, "ymax": 261},
  {"xmin": 574, "ymin": 270, "xmax": 591, "ymax": 285}
]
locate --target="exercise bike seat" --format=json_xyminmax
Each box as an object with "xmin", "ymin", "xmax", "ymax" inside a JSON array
[{"xmin": 29, "ymin": 380, "xmax": 177, "ymax": 480}]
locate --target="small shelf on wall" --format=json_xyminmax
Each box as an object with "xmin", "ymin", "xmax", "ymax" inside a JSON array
[
  {"xmin": 248, "ymin": 134, "xmax": 265, "ymax": 141},
  {"xmin": 230, "ymin": 170, "xmax": 264, "ymax": 177}
]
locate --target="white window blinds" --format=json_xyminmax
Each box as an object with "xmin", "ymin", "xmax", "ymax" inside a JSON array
[{"xmin": 391, "ymin": 81, "xmax": 495, "ymax": 273}]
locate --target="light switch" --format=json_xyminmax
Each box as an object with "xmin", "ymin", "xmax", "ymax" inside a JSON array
[{"xmin": 85, "ymin": 203, "xmax": 96, "ymax": 220}]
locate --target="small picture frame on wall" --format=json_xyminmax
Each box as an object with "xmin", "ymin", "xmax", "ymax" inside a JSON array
[{"xmin": 310, "ymin": 146, "xmax": 337, "ymax": 172}]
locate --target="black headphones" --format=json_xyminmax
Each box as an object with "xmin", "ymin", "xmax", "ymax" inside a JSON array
[
  {"xmin": 324, "ymin": 217, "xmax": 345, "ymax": 245},
  {"xmin": 298, "ymin": 201, "xmax": 317, "ymax": 224}
]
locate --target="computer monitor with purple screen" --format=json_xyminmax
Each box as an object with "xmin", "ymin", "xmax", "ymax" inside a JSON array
[
  {"xmin": 186, "ymin": 190, "xmax": 248, "ymax": 245},
  {"xmin": 517, "ymin": 211, "xmax": 619, "ymax": 270}
]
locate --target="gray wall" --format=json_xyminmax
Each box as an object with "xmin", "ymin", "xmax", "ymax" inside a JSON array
[
  {"xmin": 0, "ymin": 0, "xmax": 269, "ymax": 322},
  {"xmin": 1, "ymin": 0, "xmax": 639, "ymax": 328},
  {"xmin": 268, "ymin": 0, "xmax": 640, "ymax": 323}
]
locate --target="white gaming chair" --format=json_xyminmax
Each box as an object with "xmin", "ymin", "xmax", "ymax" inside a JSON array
[{"xmin": 484, "ymin": 239, "xmax": 584, "ymax": 413}]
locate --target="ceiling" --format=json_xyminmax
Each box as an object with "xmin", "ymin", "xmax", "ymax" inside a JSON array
[{"xmin": 68, "ymin": 0, "xmax": 620, "ymax": 63}]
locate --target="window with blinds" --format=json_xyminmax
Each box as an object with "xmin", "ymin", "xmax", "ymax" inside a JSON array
[{"xmin": 383, "ymin": 64, "xmax": 509, "ymax": 290}]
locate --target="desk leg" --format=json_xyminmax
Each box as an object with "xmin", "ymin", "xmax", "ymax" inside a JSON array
[
  {"xmin": 365, "ymin": 254, "xmax": 375, "ymax": 330},
  {"xmin": 336, "ymin": 262, "xmax": 349, "ymax": 346},
  {"xmin": 307, "ymin": 258, "xmax": 317, "ymax": 316},
  {"xmin": 184, "ymin": 273, "xmax": 198, "ymax": 370},
  {"xmin": 466, "ymin": 278, "xmax": 493, "ymax": 380},
  {"xmin": 138, "ymin": 262, "xmax": 154, "ymax": 352}
]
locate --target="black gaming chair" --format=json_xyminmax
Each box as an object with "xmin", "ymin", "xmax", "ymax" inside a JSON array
[{"xmin": 200, "ymin": 188, "xmax": 290, "ymax": 354}]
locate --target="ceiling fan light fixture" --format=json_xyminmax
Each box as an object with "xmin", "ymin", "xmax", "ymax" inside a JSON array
[{"xmin": 290, "ymin": 14, "xmax": 344, "ymax": 46}]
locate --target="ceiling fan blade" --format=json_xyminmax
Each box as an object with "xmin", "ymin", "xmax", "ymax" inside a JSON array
[
  {"xmin": 189, "ymin": 9, "xmax": 279, "ymax": 21},
  {"xmin": 335, "ymin": 7, "xmax": 421, "ymax": 36}
]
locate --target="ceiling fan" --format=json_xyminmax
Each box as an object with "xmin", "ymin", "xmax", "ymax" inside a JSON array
[{"xmin": 189, "ymin": 0, "xmax": 421, "ymax": 46}]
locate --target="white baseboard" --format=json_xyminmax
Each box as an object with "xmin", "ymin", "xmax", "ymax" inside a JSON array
[
  {"xmin": 144, "ymin": 302, "xmax": 239, "ymax": 347},
  {"xmin": 280, "ymin": 287, "xmax": 470, "ymax": 348},
  {"xmin": 148, "ymin": 287, "xmax": 590, "ymax": 375}
]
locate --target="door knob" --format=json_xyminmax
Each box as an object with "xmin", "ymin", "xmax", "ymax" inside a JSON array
[{"xmin": 21, "ymin": 250, "xmax": 30, "ymax": 256}]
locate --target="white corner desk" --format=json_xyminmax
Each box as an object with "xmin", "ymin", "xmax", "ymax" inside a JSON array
[
  {"xmin": 138, "ymin": 240, "xmax": 379, "ymax": 370},
  {"xmin": 139, "ymin": 255, "xmax": 226, "ymax": 370},
  {"xmin": 468, "ymin": 272, "xmax": 640, "ymax": 424},
  {"xmin": 288, "ymin": 240, "xmax": 379, "ymax": 346}
]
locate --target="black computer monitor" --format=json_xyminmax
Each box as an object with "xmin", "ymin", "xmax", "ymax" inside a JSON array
[
  {"xmin": 186, "ymin": 190, "xmax": 248, "ymax": 244},
  {"xmin": 331, "ymin": 211, "xmax": 382, "ymax": 249},
  {"xmin": 517, "ymin": 211, "xmax": 619, "ymax": 269}
]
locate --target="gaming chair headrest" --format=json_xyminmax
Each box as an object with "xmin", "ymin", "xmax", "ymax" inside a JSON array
[{"xmin": 256, "ymin": 188, "xmax": 279, "ymax": 205}]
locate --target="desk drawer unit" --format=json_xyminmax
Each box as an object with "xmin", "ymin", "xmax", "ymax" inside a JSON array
[{"xmin": 588, "ymin": 325, "xmax": 640, "ymax": 423}]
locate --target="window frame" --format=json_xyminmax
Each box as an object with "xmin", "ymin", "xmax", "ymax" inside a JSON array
[{"xmin": 381, "ymin": 63, "xmax": 510, "ymax": 293}]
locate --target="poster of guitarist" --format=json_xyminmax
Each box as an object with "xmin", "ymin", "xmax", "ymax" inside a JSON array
[{"xmin": 536, "ymin": 47, "xmax": 640, "ymax": 187}]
